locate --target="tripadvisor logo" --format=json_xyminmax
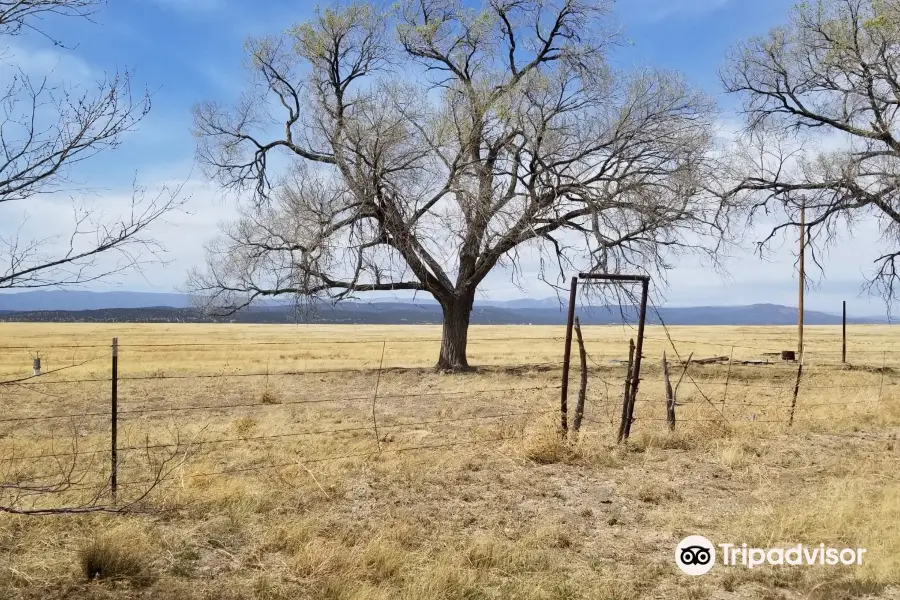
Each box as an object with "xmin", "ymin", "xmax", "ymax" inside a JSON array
[
  {"xmin": 675, "ymin": 536, "xmax": 716, "ymax": 575},
  {"xmin": 675, "ymin": 536, "xmax": 867, "ymax": 575}
]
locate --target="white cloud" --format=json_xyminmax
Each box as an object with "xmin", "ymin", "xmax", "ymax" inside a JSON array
[
  {"xmin": 1, "ymin": 41, "xmax": 96, "ymax": 86},
  {"xmin": 0, "ymin": 172, "xmax": 236, "ymax": 292}
]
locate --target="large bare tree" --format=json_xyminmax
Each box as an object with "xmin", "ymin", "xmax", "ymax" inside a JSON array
[
  {"xmin": 0, "ymin": 0, "xmax": 182, "ymax": 289},
  {"xmin": 190, "ymin": 0, "xmax": 729, "ymax": 371},
  {"xmin": 723, "ymin": 0, "xmax": 900, "ymax": 301}
]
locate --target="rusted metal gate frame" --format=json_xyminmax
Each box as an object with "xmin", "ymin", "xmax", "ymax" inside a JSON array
[{"xmin": 559, "ymin": 273, "xmax": 650, "ymax": 441}]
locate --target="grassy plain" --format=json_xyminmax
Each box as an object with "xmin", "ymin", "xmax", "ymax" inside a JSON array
[{"xmin": 0, "ymin": 323, "xmax": 899, "ymax": 599}]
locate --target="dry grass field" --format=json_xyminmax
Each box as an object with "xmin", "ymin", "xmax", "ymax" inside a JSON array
[{"xmin": 1, "ymin": 323, "xmax": 899, "ymax": 600}]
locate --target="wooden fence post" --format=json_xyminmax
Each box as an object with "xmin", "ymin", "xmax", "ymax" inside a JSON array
[
  {"xmin": 111, "ymin": 337, "xmax": 118, "ymax": 504},
  {"xmin": 560, "ymin": 276, "xmax": 578, "ymax": 437},
  {"xmin": 788, "ymin": 346, "xmax": 804, "ymax": 427},
  {"xmin": 572, "ymin": 317, "xmax": 588, "ymax": 433},
  {"xmin": 663, "ymin": 351, "xmax": 675, "ymax": 431},
  {"xmin": 617, "ymin": 339, "xmax": 635, "ymax": 443}
]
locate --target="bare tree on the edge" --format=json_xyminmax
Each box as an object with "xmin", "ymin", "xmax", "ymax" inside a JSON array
[
  {"xmin": 190, "ymin": 0, "xmax": 730, "ymax": 371},
  {"xmin": 723, "ymin": 0, "xmax": 900, "ymax": 303},
  {"xmin": 0, "ymin": 1, "xmax": 182, "ymax": 289}
]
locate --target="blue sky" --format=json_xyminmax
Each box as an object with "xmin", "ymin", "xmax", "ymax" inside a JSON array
[
  {"xmin": 5, "ymin": 0, "xmax": 892, "ymax": 315},
  {"xmin": 23, "ymin": 0, "xmax": 792, "ymax": 183}
]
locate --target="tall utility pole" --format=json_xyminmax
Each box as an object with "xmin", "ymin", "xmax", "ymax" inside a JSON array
[{"xmin": 798, "ymin": 200, "xmax": 806, "ymax": 356}]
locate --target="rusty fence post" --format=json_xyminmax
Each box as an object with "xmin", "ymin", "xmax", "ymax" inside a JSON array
[
  {"xmin": 111, "ymin": 337, "xmax": 118, "ymax": 504},
  {"xmin": 842, "ymin": 301, "xmax": 847, "ymax": 364},
  {"xmin": 560, "ymin": 276, "xmax": 578, "ymax": 436}
]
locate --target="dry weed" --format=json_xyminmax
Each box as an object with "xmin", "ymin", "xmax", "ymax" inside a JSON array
[{"xmin": 78, "ymin": 523, "xmax": 154, "ymax": 584}]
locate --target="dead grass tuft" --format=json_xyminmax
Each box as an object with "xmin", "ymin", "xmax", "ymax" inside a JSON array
[
  {"xmin": 630, "ymin": 430, "xmax": 695, "ymax": 452},
  {"xmin": 715, "ymin": 439, "xmax": 759, "ymax": 470},
  {"xmin": 359, "ymin": 539, "xmax": 405, "ymax": 584},
  {"xmin": 290, "ymin": 538, "xmax": 351, "ymax": 580},
  {"xmin": 231, "ymin": 416, "xmax": 258, "ymax": 439},
  {"xmin": 259, "ymin": 388, "xmax": 280, "ymax": 404},
  {"xmin": 520, "ymin": 424, "xmax": 602, "ymax": 465},
  {"xmin": 399, "ymin": 560, "xmax": 483, "ymax": 600},
  {"xmin": 637, "ymin": 483, "xmax": 681, "ymax": 504},
  {"xmin": 522, "ymin": 431, "xmax": 578, "ymax": 464},
  {"xmin": 78, "ymin": 524, "xmax": 153, "ymax": 584}
]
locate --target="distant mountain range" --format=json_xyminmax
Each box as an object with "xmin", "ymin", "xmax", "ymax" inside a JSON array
[
  {"xmin": 0, "ymin": 290, "xmax": 563, "ymax": 312},
  {"xmin": 0, "ymin": 291, "xmax": 887, "ymax": 325},
  {"xmin": 0, "ymin": 291, "xmax": 195, "ymax": 311}
]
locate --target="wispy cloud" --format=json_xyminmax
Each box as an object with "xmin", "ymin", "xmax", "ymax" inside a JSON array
[
  {"xmin": 622, "ymin": 0, "xmax": 734, "ymax": 22},
  {"xmin": 1, "ymin": 41, "xmax": 96, "ymax": 85},
  {"xmin": 151, "ymin": 0, "xmax": 226, "ymax": 13}
]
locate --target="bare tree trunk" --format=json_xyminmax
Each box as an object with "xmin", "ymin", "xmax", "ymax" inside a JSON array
[{"xmin": 436, "ymin": 291, "xmax": 474, "ymax": 372}]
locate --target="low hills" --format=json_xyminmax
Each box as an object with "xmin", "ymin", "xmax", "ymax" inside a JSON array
[{"xmin": 0, "ymin": 291, "xmax": 885, "ymax": 325}]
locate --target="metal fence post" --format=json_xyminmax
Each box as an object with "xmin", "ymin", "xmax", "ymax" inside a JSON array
[
  {"xmin": 111, "ymin": 337, "xmax": 118, "ymax": 504},
  {"xmin": 722, "ymin": 345, "xmax": 734, "ymax": 410},
  {"xmin": 842, "ymin": 301, "xmax": 847, "ymax": 364}
]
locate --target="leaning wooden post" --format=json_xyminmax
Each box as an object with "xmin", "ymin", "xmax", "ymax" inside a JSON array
[
  {"xmin": 788, "ymin": 346, "xmax": 804, "ymax": 427},
  {"xmin": 572, "ymin": 317, "xmax": 588, "ymax": 433},
  {"xmin": 559, "ymin": 276, "xmax": 578, "ymax": 437},
  {"xmin": 616, "ymin": 339, "xmax": 636, "ymax": 443},
  {"xmin": 663, "ymin": 351, "xmax": 675, "ymax": 431},
  {"xmin": 111, "ymin": 337, "xmax": 118, "ymax": 504}
]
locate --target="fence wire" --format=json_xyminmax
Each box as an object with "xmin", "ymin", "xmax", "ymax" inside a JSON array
[{"xmin": 2, "ymin": 331, "xmax": 898, "ymax": 514}]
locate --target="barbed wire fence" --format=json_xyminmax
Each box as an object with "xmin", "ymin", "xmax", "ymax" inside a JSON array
[
  {"xmin": 563, "ymin": 311, "xmax": 898, "ymax": 440},
  {"xmin": 0, "ymin": 336, "xmax": 571, "ymax": 515},
  {"xmin": 2, "ymin": 329, "xmax": 898, "ymax": 515}
]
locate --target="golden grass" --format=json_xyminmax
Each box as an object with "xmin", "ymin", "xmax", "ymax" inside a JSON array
[
  {"xmin": 0, "ymin": 323, "xmax": 899, "ymax": 599},
  {"xmin": 1, "ymin": 322, "xmax": 898, "ymax": 378}
]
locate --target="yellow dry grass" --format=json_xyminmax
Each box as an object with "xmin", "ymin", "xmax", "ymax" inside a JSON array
[
  {"xmin": 0, "ymin": 322, "xmax": 897, "ymax": 377},
  {"xmin": 0, "ymin": 323, "xmax": 898, "ymax": 599}
]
